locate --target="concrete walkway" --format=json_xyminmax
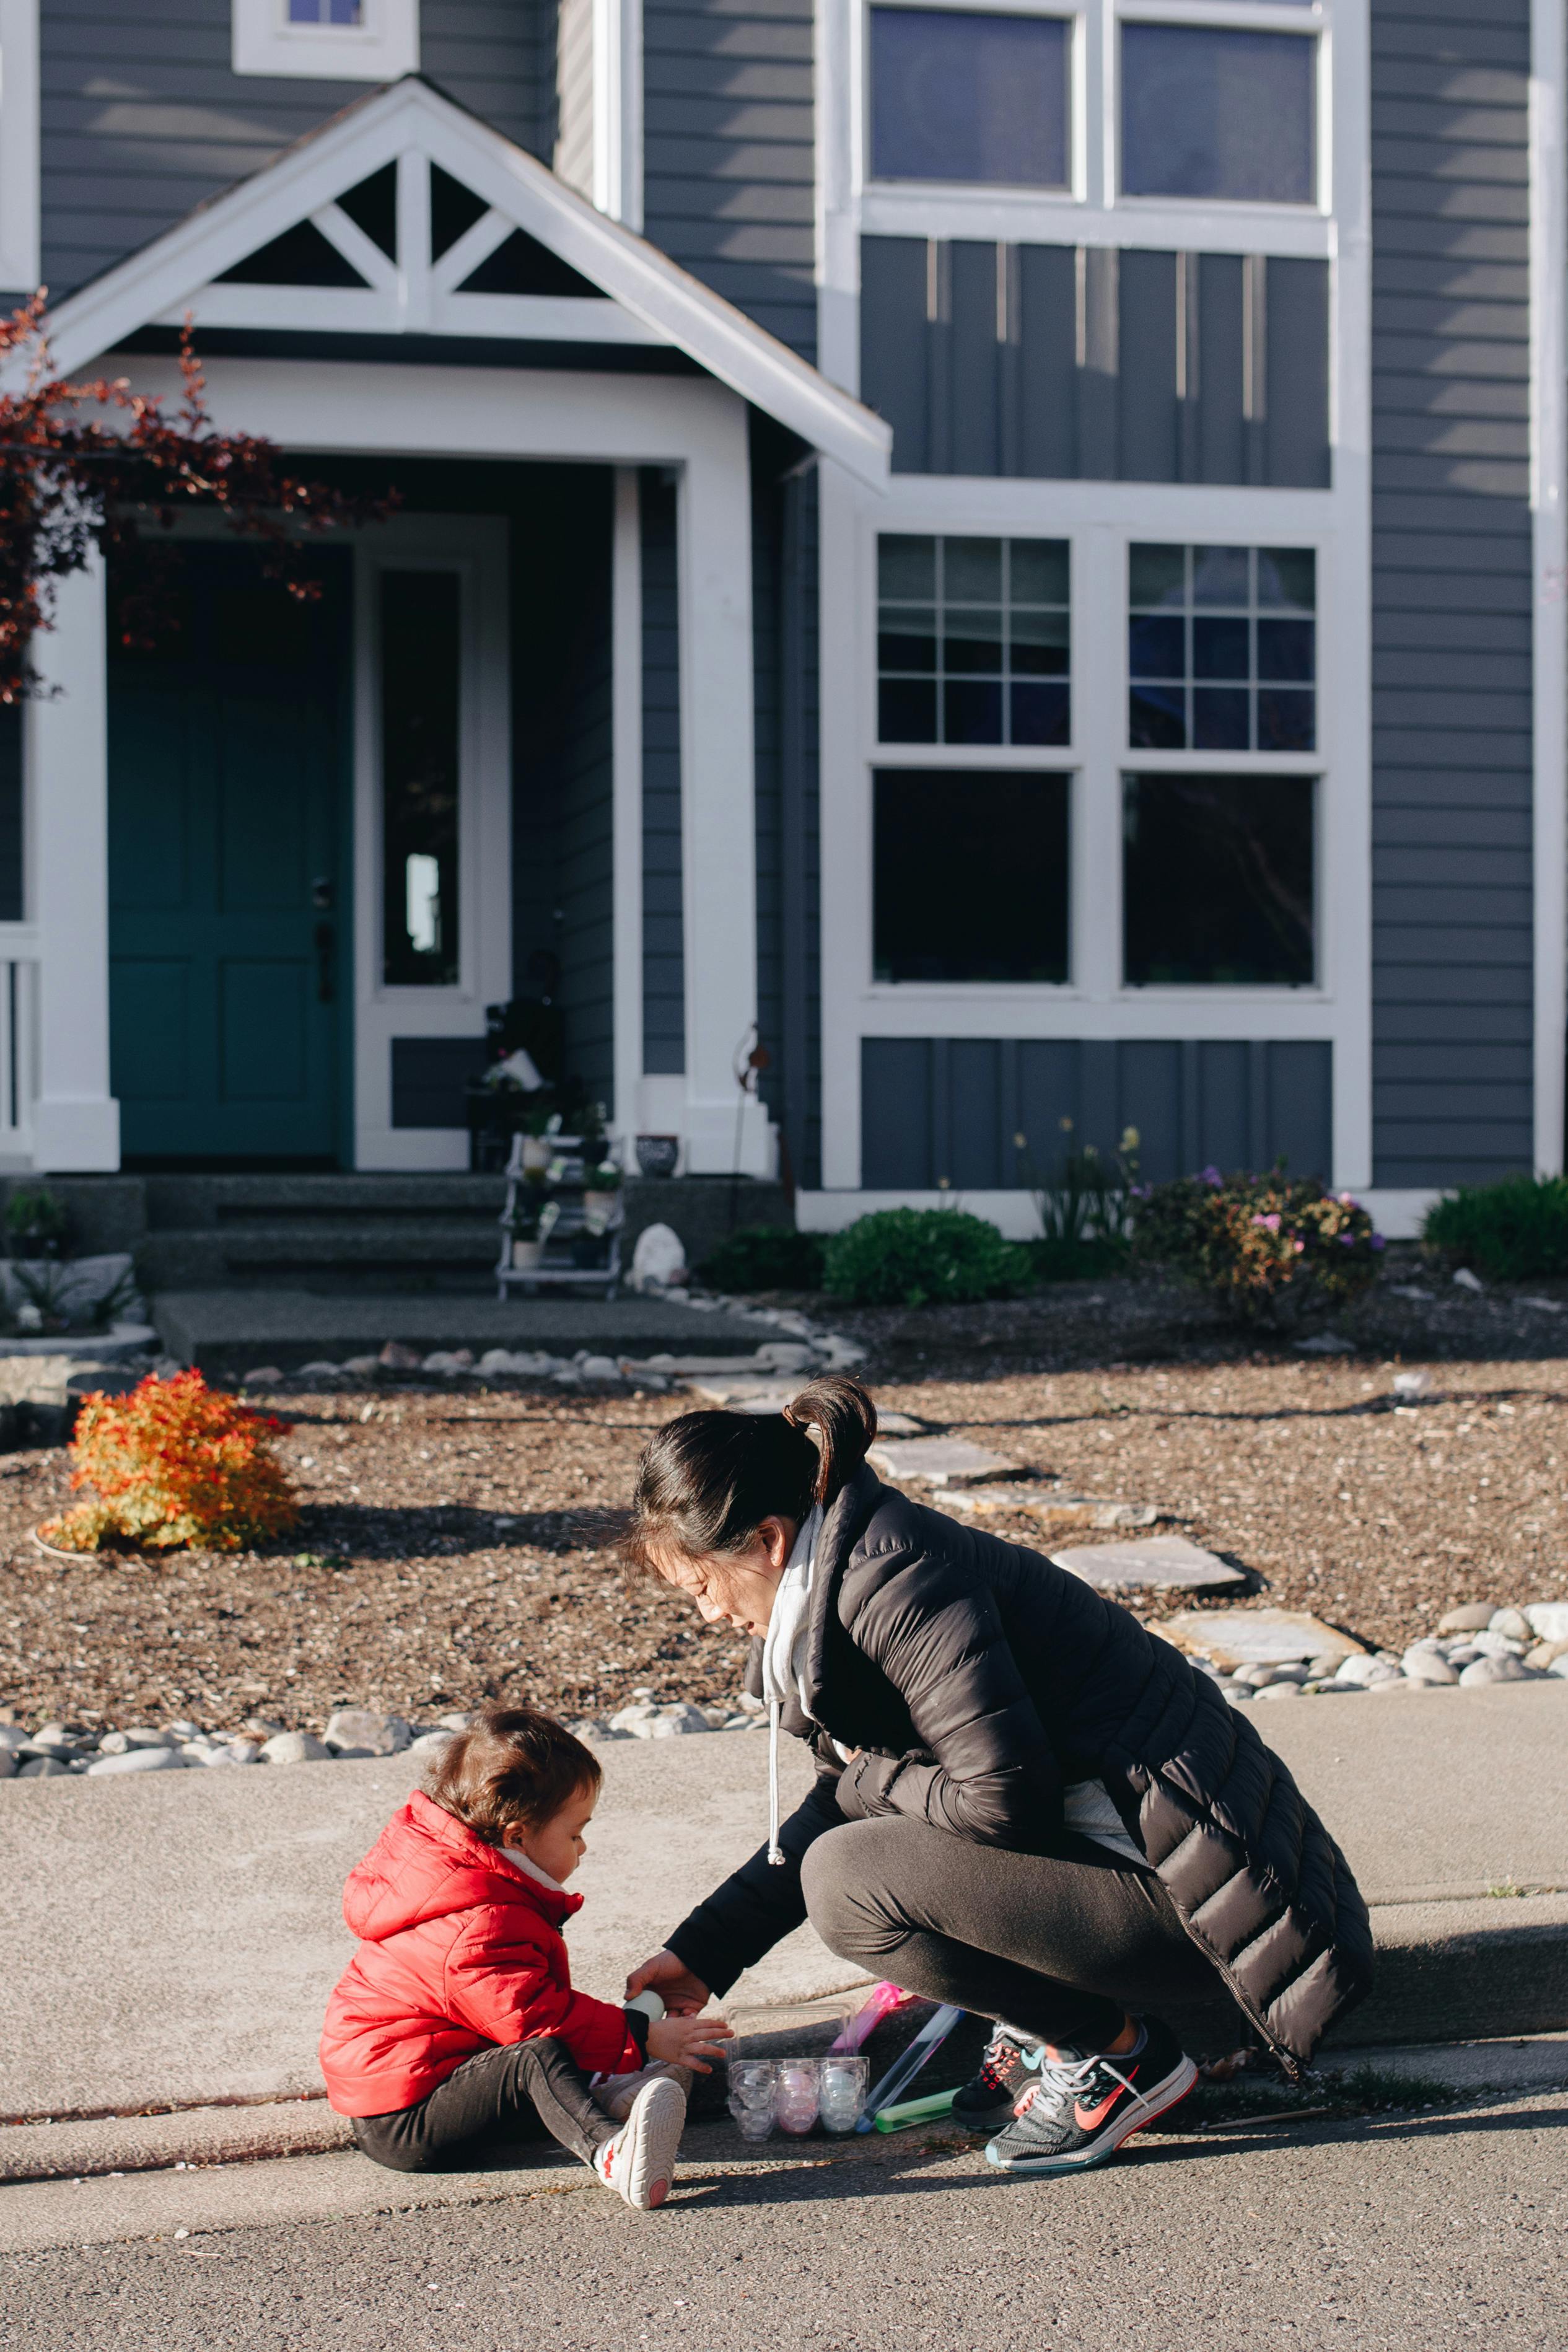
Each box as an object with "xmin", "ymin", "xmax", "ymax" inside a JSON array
[{"xmin": 2, "ymin": 1685, "xmax": 1565, "ymax": 2123}]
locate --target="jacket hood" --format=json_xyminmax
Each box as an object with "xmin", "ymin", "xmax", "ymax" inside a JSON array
[{"xmin": 342, "ymin": 1789, "xmax": 582, "ymax": 1942}]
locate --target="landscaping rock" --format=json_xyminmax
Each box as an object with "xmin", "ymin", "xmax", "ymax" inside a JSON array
[
  {"xmin": 1294, "ymin": 1332, "xmax": 1354, "ymax": 1354},
  {"xmin": 1469, "ymin": 1630, "xmax": 1528, "ymax": 1658},
  {"xmin": 1403, "ymin": 1646, "xmax": 1460, "ymax": 1685},
  {"xmin": 18, "ymin": 1756, "xmax": 69, "ymax": 1777},
  {"xmin": 1526, "ymin": 1639, "xmax": 1568, "ymax": 1672},
  {"xmin": 1488, "ymin": 1607, "xmax": 1533, "ymax": 1643},
  {"xmin": 867, "ymin": 1437, "xmax": 1023, "ymax": 1487},
  {"xmin": 1334, "ymin": 1655, "xmax": 1403, "ymax": 1687},
  {"xmin": 605, "ymin": 1700, "xmax": 711, "ymax": 1739},
  {"xmin": 1452, "ymin": 1267, "xmax": 1484, "ymax": 1291},
  {"xmin": 1047, "ymin": 1534, "xmax": 1245, "ymax": 1592},
  {"xmin": 947, "ymin": 1485, "xmax": 1159, "ymax": 1532},
  {"xmin": 437, "ymin": 1713, "xmax": 474, "ymax": 1732},
  {"xmin": 0, "ymin": 1746, "xmax": 14, "ymax": 1779},
  {"xmin": 259, "ymin": 1731, "xmax": 330, "ymax": 1765},
  {"xmin": 241, "ymin": 1366, "xmax": 284, "ymax": 1388},
  {"xmin": 378, "ymin": 1341, "xmax": 421, "ymax": 1371},
  {"xmin": 0, "ymin": 1725, "xmax": 27, "ymax": 1753},
  {"xmin": 297, "ymin": 1360, "xmax": 344, "ymax": 1380},
  {"xmin": 753, "ymin": 1343, "xmax": 817, "ymax": 1373},
  {"xmin": 1459, "ymin": 1654, "xmax": 1535, "ymax": 1687},
  {"xmin": 407, "ymin": 1731, "xmax": 453, "ymax": 1757},
  {"xmin": 1438, "ymin": 1604, "xmax": 1496, "ymax": 1635},
  {"xmin": 629, "ymin": 1223, "xmax": 687, "ymax": 1292},
  {"xmin": 85, "ymin": 1745, "xmax": 188, "ymax": 1776},
  {"xmin": 341, "ymin": 1356, "xmax": 382, "ymax": 1377},
  {"xmin": 1253, "ymin": 1680, "xmax": 1302, "ymax": 1700},
  {"xmin": 578, "ymin": 1354, "xmax": 622, "ymax": 1382},
  {"xmin": 420, "ymin": 1349, "xmax": 474, "ymax": 1377},
  {"xmin": 323, "ymin": 1708, "xmax": 410, "ymax": 1756},
  {"xmin": 1526, "ymin": 1602, "xmax": 1568, "ymax": 1644},
  {"xmin": 1159, "ymin": 1608, "xmax": 1366, "ymax": 1672},
  {"xmin": 1391, "ymin": 1370, "xmax": 1432, "ymax": 1398}
]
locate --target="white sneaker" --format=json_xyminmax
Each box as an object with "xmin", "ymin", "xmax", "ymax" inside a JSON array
[
  {"xmin": 593, "ymin": 2074, "xmax": 686, "ymax": 2209},
  {"xmin": 591, "ymin": 2060, "xmax": 694, "ymax": 2125}
]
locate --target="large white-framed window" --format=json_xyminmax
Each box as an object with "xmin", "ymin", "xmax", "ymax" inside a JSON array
[
  {"xmin": 0, "ymin": 0, "xmax": 40, "ymax": 289},
  {"xmin": 232, "ymin": 0, "xmax": 419, "ymax": 82},
  {"xmin": 842, "ymin": 0, "xmax": 1334, "ymax": 276}
]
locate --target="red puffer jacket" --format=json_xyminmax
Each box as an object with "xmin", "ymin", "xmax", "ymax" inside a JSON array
[{"xmin": 319, "ymin": 1789, "xmax": 642, "ymax": 2116}]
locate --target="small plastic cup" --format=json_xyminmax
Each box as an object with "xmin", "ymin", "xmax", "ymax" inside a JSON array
[
  {"xmin": 818, "ymin": 2055, "xmax": 869, "ymax": 2135},
  {"xmin": 774, "ymin": 2058, "xmax": 821, "ymax": 2136},
  {"xmin": 727, "ymin": 2059, "xmax": 778, "ymax": 2143}
]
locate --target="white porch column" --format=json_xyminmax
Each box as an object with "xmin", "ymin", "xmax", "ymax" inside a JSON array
[
  {"xmin": 677, "ymin": 397, "xmax": 771, "ymax": 1175},
  {"xmin": 611, "ymin": 465, "xmax": 645, "ymax": 1144},
  {"xmin": 25, "ymin": 556, "xmax": 121, "ymax": 1170}
]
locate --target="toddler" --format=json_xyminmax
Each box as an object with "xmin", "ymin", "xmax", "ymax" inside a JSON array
[{"xmin": 320, "ymin": 1705, "xmax": 731, "ymax": 2209}]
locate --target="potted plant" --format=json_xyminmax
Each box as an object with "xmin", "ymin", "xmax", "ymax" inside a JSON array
[
  {"xmin": 5, "ymin": 1186, "xmax": 70, "ymax": 1262},
  {"xmin": 507, "ymin": 1200, "xmax": 544, "ymax": 1271},
  {"xmin": 584, "ymin": 1160, "xmax": 623, "ymax": 1222},
  {"xmin": 521, "ymin": 1107, "xmax": 559, "ymax": 1174}
]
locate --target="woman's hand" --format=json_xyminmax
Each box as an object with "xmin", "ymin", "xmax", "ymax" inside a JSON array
[
  {"xmin": 647, "ymin": 2012, "xmax": 735, "ymax": 2074},
  {"xmin": 624, "ymin": 1948, "xmax": 711, "ymax": 2016}
]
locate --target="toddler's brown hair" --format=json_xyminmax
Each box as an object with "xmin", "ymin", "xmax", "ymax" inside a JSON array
[{"xmin": 426, "ymin": 1704, "xmax": 600, "ymax": 1846}]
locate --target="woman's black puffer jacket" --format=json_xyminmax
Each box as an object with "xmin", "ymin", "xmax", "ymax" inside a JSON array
[{"xmin": 665, "ymin": 1466, "xmax": 1373, "ymax": 2072}]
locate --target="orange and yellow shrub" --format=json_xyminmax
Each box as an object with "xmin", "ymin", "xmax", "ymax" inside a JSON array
[{"xmin": 40, "ymin": 1370, "xmax": 299, "ymax": 1553}]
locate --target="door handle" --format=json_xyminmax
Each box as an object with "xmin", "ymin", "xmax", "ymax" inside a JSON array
[{"xmin": 313, "ymin": 921, "xmax": 335, "ymax": 1003}]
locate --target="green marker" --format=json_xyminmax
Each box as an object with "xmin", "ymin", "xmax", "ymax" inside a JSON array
[{"xmin": 873, "ymin": 2088, "xmax": 958, "ymax": 2133}]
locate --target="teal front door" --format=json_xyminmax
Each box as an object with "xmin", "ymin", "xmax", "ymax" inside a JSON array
[{"xmin": 109, "ymin": 543, "xmax": 351, "ymax": 1163}]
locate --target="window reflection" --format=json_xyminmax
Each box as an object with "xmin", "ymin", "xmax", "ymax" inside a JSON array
[{"xmin": 382, "ymin": 571, "xmax": 461, "ymax": 987}]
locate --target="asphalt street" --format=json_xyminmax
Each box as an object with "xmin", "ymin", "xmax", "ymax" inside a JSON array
[{"xmin": 4, "ymin": 2091, "xmax": 1564, "ymax": 2352}]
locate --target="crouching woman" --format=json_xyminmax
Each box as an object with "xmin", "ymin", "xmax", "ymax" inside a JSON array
[{"xmin": 615, "ymin": 1376, "xmax": 1372, "ymax": 2175}]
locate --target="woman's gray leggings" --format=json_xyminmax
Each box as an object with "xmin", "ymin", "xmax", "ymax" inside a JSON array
[{"xmin": 801, "ymin": 1815, "xmax": 1222, "ymax": 2051}]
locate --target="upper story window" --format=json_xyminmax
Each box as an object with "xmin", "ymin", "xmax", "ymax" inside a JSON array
[
  {"xmin": 1121, "ymin": 24, "xmax": 1317, "ymax": 205},
  {"xmin": 869, "ymin": 7, "xmax": 1071, "ymax": 189},
  {"xmin": 878, "ymin": 534, "xmax": 1072, "ymax": 747},
  {"xmin": 232, "ymin": 0, "xmax": 419, "ymax": 80},
  {"xmin": 1129, "ymin": 545, "xmax": 1316, "ymax": 753}
]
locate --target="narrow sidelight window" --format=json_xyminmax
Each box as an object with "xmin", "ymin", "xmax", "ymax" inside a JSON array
[
  {"xmin": 879, "ymin": 535, "xmax": 1071, "ymax": 747},
  {"xmin": 1123, "ymin": 773, "xmax": 1315, "ymax": 986},
  {"xmin": 870, "ymin": 8, "xmax": 1071, "ymax": 188},
  {"xmin": 382, "ymin": 569, "xmax": 462, "ymax": 987},
  {"xmin": 1121, "ymin": 25, "xmax": 1316, "ymax": 206},
  {"xmin": 875, "ymin": 768, "xmax": 1069, "ymax": 982}
]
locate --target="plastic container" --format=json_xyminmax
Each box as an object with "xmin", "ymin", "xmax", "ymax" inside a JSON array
[
  {"xmin": 818, "ymin": 2056, "xmax": 870, "ymax": 2134},
  {"xmin": 727, "ymin": 2059, "xmax": 778, "ymax": 2143},
  {"xmin": 774, "ymin": 2058, "xmax": 821, "ymax": 2135}
]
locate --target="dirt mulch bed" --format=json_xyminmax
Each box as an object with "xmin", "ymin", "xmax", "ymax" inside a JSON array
[{"xmin": 3, "ymin": 1268, "xmax": 1567, "ymax": 1734}]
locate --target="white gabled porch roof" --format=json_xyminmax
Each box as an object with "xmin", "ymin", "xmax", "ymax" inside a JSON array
[{"xmin": 38, "ymin": 75, "xmax": 890, "ymax": 492}]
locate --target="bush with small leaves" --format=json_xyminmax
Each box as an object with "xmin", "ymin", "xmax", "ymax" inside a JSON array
[
  {"xmin": 699, "ymin": 1225, "xmax": 828, "ymax": 1293},
  {"xmin": 1422, "ymin": 1174, "xmax": 1568, "ymax": 1283},
  {"xmin": 822, "ymin": 1208, "xmax": 1031, "ymax": 1309},
  {"xmin": 40, "ymin": 1370, "xmax": 300, "ymax": 1553},
  {"xmin": 1131, "ymin": 1167, "xmax": 1383, "ymax": 1325}
]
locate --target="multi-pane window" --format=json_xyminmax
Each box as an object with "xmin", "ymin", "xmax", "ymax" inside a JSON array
[
  {"xmin": 289, "ymin": 0, "xmax": 363, "ymax": 20},
  {"xmin": 1121, "ymin": 25, "xmax": 1317, "ymax": 206},
  {"xmin": 878, "ymin": 535, "xmax": 1071, "ymax": 747},
  {"xmin": 1128, "ymin": 545, "xmax": 1315, "ymax": 754},
  {"xmin": 1123, "ymin": 774, "xmax": 1315, "ymax": 986},
  {"xmin": 875, "ymin": 770, "xmax": 1070, "ymax": 982},
  {"xmin": 869, "ymin": 9, "xmax": 1071, "ymax": 188}
]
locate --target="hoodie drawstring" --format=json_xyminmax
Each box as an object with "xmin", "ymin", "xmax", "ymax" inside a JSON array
[{"xmin": 767, "ymin": 1700, "xmax": 784, "ymax": 1865}]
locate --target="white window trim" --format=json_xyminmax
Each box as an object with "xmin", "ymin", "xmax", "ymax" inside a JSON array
[
  {"xmin": 232, "ymin": 0, "xmax": 419, "ymax": 82},
  {"xmin": 0, "ymin": 0, "xmax": 40, "ymax": 289}
]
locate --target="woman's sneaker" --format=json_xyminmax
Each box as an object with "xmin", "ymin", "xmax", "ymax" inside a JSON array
[
  {"xmin": 951, "ymin": 2025, "xmax": 1041, "ymax": 2133},
  {"xmin": 984, "ymin": 2018, "xmax": 1196, "ymax": 2177},
  {"xmin": 593, "ymin": 2074, "xmax": 686, "ymax": 2209}
]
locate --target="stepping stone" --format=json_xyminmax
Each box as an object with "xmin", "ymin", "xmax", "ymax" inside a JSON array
[
  {"xmin": 868, "ymin": 1437, "xmax": 1023, "ymax": 1487},
  {"xmin": 1049, "ymin": 1535, "xmax": 1246, "ymax": 1592},
  {"xmin": 1158, "ymin": 1606, "xmax": 1367, "ymax": 1670},
  {"xmin": 948, "ymin": 1486, "xmax": 1158, "ymax": 1531}
]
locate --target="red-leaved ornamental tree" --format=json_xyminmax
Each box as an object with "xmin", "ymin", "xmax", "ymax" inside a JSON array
[{"xmin": 0, "ymin": 294, "xmax": 395, "ymax": 703}]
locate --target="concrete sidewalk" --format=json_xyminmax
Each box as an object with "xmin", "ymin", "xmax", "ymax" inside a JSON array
[{"xmin": 2, "ymin": 1685, "xmax": 1565, "ymax": 2125}]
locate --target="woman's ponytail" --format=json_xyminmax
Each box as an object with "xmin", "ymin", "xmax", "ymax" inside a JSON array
[
  {"xmin": 615, "ymin": 1374, "xmax": 879, "ymax": 1572},
  {"xmin": 782, "ymin": 1376, "xmax": 877, "ymax": 1506}
]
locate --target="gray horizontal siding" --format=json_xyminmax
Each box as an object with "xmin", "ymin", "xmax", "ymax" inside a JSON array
[
  {"xmin": 37, "ymin": 0, "xmax": 555, "ymax": 299},
  {"xmin": 641, "ymin": 469, "xmax": 685, "ymax": 1077},
  {"xmin": 641, "ymin": 0, "xmax": 817, "ymax": 359},
  {"xmin": 861, "ymin": 1038, "xmax": 1333, "ymax": 1191},
  {"xmin": 1370, "ymin": 0, "xmax": 1534, "ymax": 1189},
  {"xmin": 861, "ymin": 241, "xmax": 1329, "ymax": 486}
]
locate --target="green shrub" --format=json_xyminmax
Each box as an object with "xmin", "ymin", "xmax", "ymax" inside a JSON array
[
  {"xmin": 1131, "ymin": 1167, "xmax": 1383, "ymax": 1324},
  {"xmin": 822, "ymin": 1208, "xmax": 1031, "ymax": 1308},
  {"xmin": 699, "ymin": 1224, "xmax": 827, "ymax": 1292},
  {"xmin": 1029, "ymin": 1234, "xmax": 1130, "ymax": 1284},
  {"xmin": 1422, "ymin": 1174, "xmax": 1568, "ymax": 1282}
]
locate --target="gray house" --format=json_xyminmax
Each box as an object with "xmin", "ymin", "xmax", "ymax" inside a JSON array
[{"xmin": 0, "ymin": 0, "xmax": 1554, "ymax": 1240}]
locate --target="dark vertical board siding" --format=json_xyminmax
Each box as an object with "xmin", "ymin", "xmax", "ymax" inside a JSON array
[
  {"xmin": 37, "ymin": 0, "xmax": 556, "ymax": 299},
  {"xmin": 1266, "ymin": 256, "xmax": 1332, "ymax": 488},
  {"xmin": 641, "ymin": 469, "xmax": 686, "ymax": 1076},
  {"xmin": 862, "ymin": 238, "xmax": 1329, "ymax": 486},
  {"xmin": 1118, "ymin": 248, "xmax": 1178, "ymax": 482},
  {"xmin": 861, "ymin": 1038, "xmax": 1332, "ymax": 1188},
  {"xmin": 0, "ymin": 709, "xmax": 20, "ymax": 923},
  {"xmin": 1370, "ymin": 0, "xmax": 1535, "ymax": 1185},
  {"xmin": 641, "ymin": 0, "xmax": 817, "ymax": 359}
]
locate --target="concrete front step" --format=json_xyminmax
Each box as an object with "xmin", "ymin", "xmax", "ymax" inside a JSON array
[
  {"xmin": 151, "ymin": 1287, "xmax": 782, "ymax": 1372},
  {"xmin": 142, "ymin": 1174, "xmax": 509, "ymax": 1229},
  {"xmin": 135, "ymin": 1219, "xmax": 507, "ymax": 1293}
]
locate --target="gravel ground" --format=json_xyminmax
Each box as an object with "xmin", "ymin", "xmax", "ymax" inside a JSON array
[{"xmin": 3, "ymin": 1266, "xmax": 1568, "ymax": 1735}]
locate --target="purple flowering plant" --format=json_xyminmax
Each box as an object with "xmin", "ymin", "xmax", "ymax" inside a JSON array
[{"xmin": 1130, "ymin": 1165, "xmax": 1384, "ymax": 1325}]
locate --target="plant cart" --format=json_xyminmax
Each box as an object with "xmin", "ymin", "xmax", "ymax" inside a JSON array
[{"xmin": 496, "ymin": 1131, "xmax": 623, "ymax": 1301}]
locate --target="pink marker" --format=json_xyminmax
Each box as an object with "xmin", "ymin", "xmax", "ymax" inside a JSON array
[{"xmin": 828, "ymin": 1980, "xmax": 914, "ymax": 2055}]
